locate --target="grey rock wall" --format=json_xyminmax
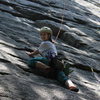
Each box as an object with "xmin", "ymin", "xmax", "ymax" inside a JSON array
[{"xmin": 0, "ymin": 0, "xmax": 100, "ymax": 100}]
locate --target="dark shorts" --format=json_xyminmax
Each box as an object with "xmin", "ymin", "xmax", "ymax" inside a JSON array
[
  {"xmin": 27, "ymin": 57, "xmax": 49, "ymax": 69},
  {"xmin": 27, "ymin": 57, "xmax": 68, "ymax": 84}
]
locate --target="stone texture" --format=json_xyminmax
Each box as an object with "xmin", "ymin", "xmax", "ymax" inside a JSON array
[{"xmin": 0, "ymin": 0, "xmax": 100, "ymax": 100}]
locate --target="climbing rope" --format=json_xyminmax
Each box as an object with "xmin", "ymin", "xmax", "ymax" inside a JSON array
[
  {"xmin": 47, "ymin": 0, "xmax": 65, "ymax": 41},
  {"xmin": 91, "ymin": 68, "xmax": 100, "ymax": 86},
  {"xmin": 55, "ymin": 2, "xmax": 65, "ymax": 41},
  {"xmin": 47, "ymin": 0, "xmax": 100, "ymax": 86},
  {"xmin": 55, "ymin": 1, "xmax": 66, "ymax": 41}
]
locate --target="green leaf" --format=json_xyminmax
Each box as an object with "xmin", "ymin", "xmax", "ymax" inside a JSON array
[{"xmin": 63, "ymin": 63, "xmax": 74, "ymax": 75}]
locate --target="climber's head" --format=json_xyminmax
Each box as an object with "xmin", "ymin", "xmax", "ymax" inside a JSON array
[{"xmin": 39, "ymin": 26, "xmax": 53, "ymax": 42}]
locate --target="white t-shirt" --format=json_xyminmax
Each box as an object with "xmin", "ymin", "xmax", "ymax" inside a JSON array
[{"xmin": 38, "ymin": 41, "xmax": 57, "ymax": 58}]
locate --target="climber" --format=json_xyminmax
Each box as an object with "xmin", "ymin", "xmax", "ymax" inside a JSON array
[{"xmin": 26, "ymin": 26, "xmax": 79, "ymax": 92}]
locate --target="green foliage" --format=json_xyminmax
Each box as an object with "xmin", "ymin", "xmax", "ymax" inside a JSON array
[{"xmin": 63, "ymin": 63, "xmax": 74, "ymax": 76}]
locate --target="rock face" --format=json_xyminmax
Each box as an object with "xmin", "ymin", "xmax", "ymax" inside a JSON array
[{"xmin": 0, "ymin": 0, "xmax": 100, "ymax": 100}]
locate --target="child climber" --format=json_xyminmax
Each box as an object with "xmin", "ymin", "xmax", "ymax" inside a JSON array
[{"xmin": 26, "ymin": 26, "xmax": 79, "ymax": 92}]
